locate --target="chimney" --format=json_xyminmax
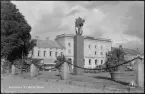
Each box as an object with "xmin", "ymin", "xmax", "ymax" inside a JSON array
[
  {"xmin": 46, "ymin": 37, "xmax": 49, "ymax": 40},
  {"xmin": 35, "ymin": 36, "xmax": 39, "ymax": 40}
]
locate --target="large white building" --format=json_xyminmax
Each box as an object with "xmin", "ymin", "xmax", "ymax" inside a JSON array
[{"xmin": 29, "ymin": 34, "xmax": 112, "ymax": 69}]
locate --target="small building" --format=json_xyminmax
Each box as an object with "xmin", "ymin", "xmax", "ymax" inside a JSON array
[{"xmin": 29, "ymin": 36, "xmax": 65, "ymax": 69}]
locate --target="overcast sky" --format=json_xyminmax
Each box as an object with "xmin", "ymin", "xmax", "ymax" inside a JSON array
[{"xmin": 12, "ymin": 1, "xmax": 144, "ymax": 53}]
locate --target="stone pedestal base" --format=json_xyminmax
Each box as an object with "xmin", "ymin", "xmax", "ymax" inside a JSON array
[
  {"xmin": 135, "ymin": 59, "xmax": 144, "ymax": 87},
  {"xmin": 12, "ymin": 65, "xmax": 16, "ymax": 75},
  {"xmin": 30, "ymin": 64, "xmax": 37, "ymax": 77},
  {"xmin": 61, "ymin": 62, "xmax": 70, "ymax": 80},
  {"xmin": 74, "ymin": 35, "xmax": 84, "ymax": 75}
]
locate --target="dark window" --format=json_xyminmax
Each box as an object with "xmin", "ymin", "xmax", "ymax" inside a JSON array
[
  {"xmin": 89, "ymin": 59, "xmax": 91, "ymax": 65},
  {"xmin": 101, "ymin": 60, "xmax": 103, "ymax": 64},
  {"xmin": 84, "ymin": 59, "xmax": 85, "ymax": 62},
  {"xmin": 95, "ymin": 59, "xmax": 97, "ymax": 65},
  {"xmin": 89, "ymin": 44, "xmax": 91, "ymax": 48},
  {"xmin": 38, "ymin": 50, "xmax": 40, "ymax": 56},
  {"xmin": 95, "ymin": 45, "xmax": 97, "ymax": 48},
  {"xmin": 50, "ymin": 51, "xmax": 52, "ymax": 56},
  {"xmin": 101, "ymin": 45, "xmax": 103, "ymax": 49},
  {"xmin": 95, "ymin": 51, "xmax": 97, "ymax": 55},
  {"xmin": 44, "ymin": 51, "xmax": 46, "ymax": 57},
  {"xmin": 68, "ymin": 43, "xmax": 71, "ymax": 47},
  {"xmin": 55, "ymin": 52, "xmax": 57, "ymax": 57},
  {"xmin": 100, "ymin": 52, "xmax": 103, "ymax": 55}
]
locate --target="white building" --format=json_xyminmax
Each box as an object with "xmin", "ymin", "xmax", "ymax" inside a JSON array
[
  {"xmin": 29, "ymin": 36, "xmax": 65, "ymax": 68},
  {"xmin": 29, "ymin": 34, "xmax": 112, "ymax": 69}
]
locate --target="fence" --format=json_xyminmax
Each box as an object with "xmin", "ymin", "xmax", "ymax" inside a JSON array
[{"xmin": 4, "ymin": 55, "xmax": 144, "ymax": 88}]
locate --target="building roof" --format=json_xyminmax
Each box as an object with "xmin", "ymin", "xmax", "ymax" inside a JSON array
[
  {"xmin": 36, "ymin": 39, "xmax": 64, "ymax": 49},
  {"xmin": 55, "ymin": 33, "xmax": 112, "ymax": 42},
  {"xmin": 111, "ymin": 47, "xmax": 139, "ymax": 55}
]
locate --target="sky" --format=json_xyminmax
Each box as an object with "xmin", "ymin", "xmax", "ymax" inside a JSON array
[{"xmin": 12, "ymin": 1, "xmax": 144, "ymax": 53}]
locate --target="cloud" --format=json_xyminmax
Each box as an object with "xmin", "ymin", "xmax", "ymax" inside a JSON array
[
  {"xmin": 12, "ymin": 1, "xmax": 144, "ymax": 52},
  {"xmin": 123, "ymin": 2, "xmax": 144, "ymax": 42},
  {"xmin": 65, "ymin": 1, "xmax": 120, "ymax": 10}
]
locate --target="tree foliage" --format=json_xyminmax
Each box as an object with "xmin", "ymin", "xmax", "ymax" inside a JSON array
[
  {"xmin": 1, "ymin": 1, "xmax": 34, "ymax": 63},
  {"xmin": 105, "ymin": 48, "xmax": 125, "ymax": 72}
]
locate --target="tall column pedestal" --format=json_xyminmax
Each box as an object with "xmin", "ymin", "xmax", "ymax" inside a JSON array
[{"xmin": 73, "ymin": 35, "xmax": 84, "ymax": 75}]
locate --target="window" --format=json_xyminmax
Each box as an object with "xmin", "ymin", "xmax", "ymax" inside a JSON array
[
  {"xmin": 68, "ymin": 43, "xmax": 71, "ymax": 47},
  {"xmin": 100, "ymin": 52, "xmax": 103, "ymax": 55},
  {"xmin": 50, "ymin": 51, "xmax": 52, "ymax": 56},
  {"xmin": 84, "ymin": 59, "xmax": 85, "ymax": 62},
  {"xmin": 38, "ymin": 50, "xmax": 40, "ymax": 57},
  {"xmin": 95, "ymin": 45, "xmax": 97, "ymax": 48},
  {"xmin": 55, "ymin": 52, "xmax": 57, "ymax": 57},
  {"xmin": 95, "ymin": 51, "xmax": 97, "ymax": 55},
  {"xmin": 95, "ymin": 59, "xmax": 97, "ymax": 65},
  {"xmin": 44, "ymin": 51, "xmax": 46, "ymax": 57},
  {"xmin": 89, "ymin": 44, "xmax": 91, "ymax": 48},
  {"xmin": 101, "ymin": 60, "xmax": 103, "ymax": 64},
  {"xmin": 101, "ymin": 45, "xmax": 103, "ymax": 49},
  {"xmin": 89, "ymin": 59, "xmax": 91, "ymax": 65}
]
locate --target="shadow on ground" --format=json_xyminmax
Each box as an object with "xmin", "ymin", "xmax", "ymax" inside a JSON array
[{"xmin": 92, "ymin": 76, "xmax": 129, "ymax": 86}]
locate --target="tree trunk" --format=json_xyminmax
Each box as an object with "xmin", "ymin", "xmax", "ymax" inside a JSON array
[{"xmin": 1, "ymin": 59, "xmax": 5, "ymax": 74}]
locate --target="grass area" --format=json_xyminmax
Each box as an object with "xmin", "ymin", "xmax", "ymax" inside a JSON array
[{"xmin": 2, "ymin": 68, "xmax": 136, "ymax": 87}]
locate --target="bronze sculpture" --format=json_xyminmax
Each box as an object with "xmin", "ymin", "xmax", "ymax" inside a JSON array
[{"xmin": 75, "ymin": 17, "xmax": 85, "ymax": 36}]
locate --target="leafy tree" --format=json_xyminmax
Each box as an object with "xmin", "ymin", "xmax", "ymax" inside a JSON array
[
  {"xmin": 1, "ymin": 1, "xmax": 33, "ymax": 63},
  {"xmin": 105, "ymin": 48, "xmax": 125, "ymax": 72}
]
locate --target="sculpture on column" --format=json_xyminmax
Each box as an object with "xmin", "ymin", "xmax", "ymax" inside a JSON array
[{"xmin": 75, "ymin": 17, "xmax": 85, "ymax": 36}]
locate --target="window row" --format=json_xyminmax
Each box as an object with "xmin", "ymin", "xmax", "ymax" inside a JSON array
[
  {"xmin": 87, "ymin": 45, "xmax": 110, "ymax": 50},
  {"xmin": 68, "ymin": 42, "xmax": 110, "ymax": 51},
  {"xmin": 84, "ymin": 59, "xmax": 103, "ymax": 65},
  {"xmin": 36, "ymin": 50, "xmax": 63, "ymax": 57},
  {"xmin": 94, "ymin": 51, "xmax": 104, "ymax": 55},
  {"xmin": 88, "ymin": 44, "xmax": 98, "ymax": 49}
]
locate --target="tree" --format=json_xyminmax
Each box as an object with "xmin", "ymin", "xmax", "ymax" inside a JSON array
[
  {"xmin": 105, "ymin": 47, "xmax": 125, "ymax": 80},
  {"xmin": 1, "ymin": 1, "xmax": 32, "ymax": 63},
  {"xmin": 105, "ymin": 48, "xmax": 125, "ymax": 72}
]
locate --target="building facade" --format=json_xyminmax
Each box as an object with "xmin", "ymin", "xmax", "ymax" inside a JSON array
[
  {"xmin": 29, "ymin": 34, "xmax": 112, "ymax": 69},
  {"xmin": 28, "ymin": 36, "xmax": 65, "ymax": 68},
  {"xmin": 55, "ymin": 34, "xmax": 112, "ymax": 69}
]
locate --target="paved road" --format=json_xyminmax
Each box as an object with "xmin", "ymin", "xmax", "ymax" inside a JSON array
[{"xmin": 1, "ymin": 75, "xmax": 105, "ymax": 93}]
